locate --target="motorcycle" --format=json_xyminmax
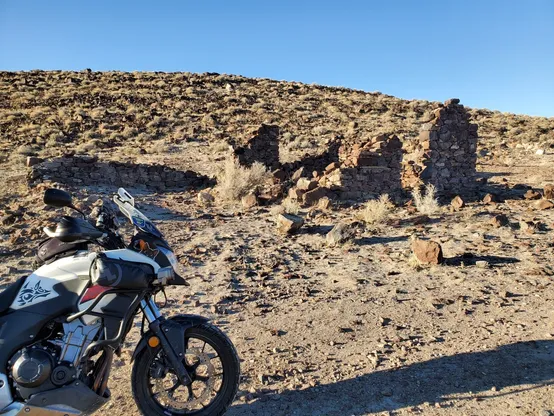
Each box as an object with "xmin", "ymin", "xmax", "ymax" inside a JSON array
[{"xmin": 0, "ymin": 188, "xmax": 240, "ymax": 416}]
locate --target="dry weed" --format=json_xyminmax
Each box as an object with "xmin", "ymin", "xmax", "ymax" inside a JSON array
[
  {"xmin": 358, "ymin": 194, "xmax": 392, "ymax": 226},
  {"xmin": 217, "ymin": 158, "xmax": 270, "ymax": 201},
  {"xmin": 412, "ymin": 184, "xmax": 439, "ymax": 215}
]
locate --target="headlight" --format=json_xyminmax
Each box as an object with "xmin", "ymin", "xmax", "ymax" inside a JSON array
[{"xmin": 158, "ymin": 247, "xmax": 182, "ymax": 275}]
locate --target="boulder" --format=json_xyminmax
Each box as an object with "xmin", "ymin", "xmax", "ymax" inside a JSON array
[
  {"xmin": 326, "ymin": 222, "xmax": 355, "ymax": 246},
  {"xmin": 451, "ymin": 195, "xmax": 464, "ymax": 210},
  {"xmin": 277, "ymin": 214, "xmax": 304, "ymax": 234},
  {"xmin": 544, "ymin": 184, "xmax": 553, "ymax": 200},
  {"xmin": 412, "ymin": 238, "xmax": 444, "ymax": 265},
  {"xmin": 241, "ymin": 193, "xmax": 258, "ymax": 209}
]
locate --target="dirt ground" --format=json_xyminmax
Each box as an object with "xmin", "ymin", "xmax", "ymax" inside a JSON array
[{"xmin": 2, "ymin": 149, "xmax": 553, "ymax": 416}]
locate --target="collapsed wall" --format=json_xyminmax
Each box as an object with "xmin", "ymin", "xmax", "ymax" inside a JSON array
[
  {"xmin": 233, "ymin": 124, "xmax": 281, "ymax": 169},
  {"xmin": 321, "ymin": 134, "xmax": 403, "ymax": 200},
  {"xmin": 28, "ymin": 155, "xmax": 211, "ymax": 190}
]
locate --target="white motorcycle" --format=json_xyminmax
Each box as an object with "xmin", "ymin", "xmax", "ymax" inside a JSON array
[{"xmin": 0, "ymin": 188, "xmax": 240, "ymax": 416}]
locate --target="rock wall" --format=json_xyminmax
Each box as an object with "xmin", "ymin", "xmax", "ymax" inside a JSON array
[
  {"xmin": 288, "ymin": 99, "xmax": 478, "ymax": 202},
  {"xmin": 402, "ymin": 99, "xmax": 478, "ymax": 192},
  {"xmin": 321, "ymin": 134, "xmax": 403, "ymax": 199},
  {"xmin": 28, "ymin": 155, "xmax": 212, "ymax": 190},
  {"xmin": 233, "ymin": 124, "xmax": 280, "ymax": 169}
]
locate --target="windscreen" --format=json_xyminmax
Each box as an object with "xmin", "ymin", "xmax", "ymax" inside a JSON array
[{"xmin": 113, "ymin": 190, "xmax": 163, "ymax": 238}]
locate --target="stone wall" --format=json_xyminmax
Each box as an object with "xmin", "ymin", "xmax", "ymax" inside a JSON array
[
  {"xmin": 321, "ymin": 134, "xmax": 403, "ymax": 199},
  {"xmin": 402, "ymin": 99, "xmax": 478, "ymax": 192},
  {"xmin": 233, "ymin": 124, "xmax": 280, "ymax": 169},
  {"xmin": 288, "ymin": 99, "xmax": 478, "ymax": 202},
  {"xmin": 28, "ymin": 155, "xmax": 212, "ymax": 191}
]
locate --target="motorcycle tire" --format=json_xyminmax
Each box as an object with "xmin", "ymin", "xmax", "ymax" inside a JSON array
[{"xmin": 132, "ymin": 323, "xmax": 240, "ymax": 416}]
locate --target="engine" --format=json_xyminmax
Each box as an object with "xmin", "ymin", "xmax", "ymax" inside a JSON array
[{"xmin": 8, "ymin": 321, "xmax": 101, "ymax": 400}]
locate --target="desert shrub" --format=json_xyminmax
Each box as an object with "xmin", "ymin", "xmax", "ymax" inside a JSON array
[
  {"xmin": 16, "ymin": 144, "xmax": 35, "ymax": 155},
  {"xmin": 358, "ymin": 194, "xmax": 392, "ymax": 226},
  {"xmin": 412, "ymin": 184, "xmax": 439, "ymax": 215},
  {"xmin": 217, "ymin": 158, "xmax": 270, "ymax": 202},
  {"xmin": 281, "ymin": 198, "xmax": 300, "ymax": 215}
]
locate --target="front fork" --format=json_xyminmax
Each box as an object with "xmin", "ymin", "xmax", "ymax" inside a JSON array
[{"xmin": 140, "ymin": 298, "xmax": 192, "ymax": 385}]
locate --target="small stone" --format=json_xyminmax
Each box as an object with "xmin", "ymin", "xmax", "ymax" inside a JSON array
[
  {"xmin": 197, "ymin": 191, "xmax": 214, "ymax": 206},
  {"xmin": 490, "ymin": 214, "xmax": 509, "ymax": 228},
  {"xmin": 317, "ymin": 197, "xmax": 331, "ymax": 210},
  {"xmin": 475, "ymin": 261, "xmax": 489, "ymax": 269},
  {"xmin": 241, "ymin": 193, "xmax": 258, "ymax": 209},
  {"xmin": 536, "ymin": 199, "xmax": 554, "ymax": 210},
  {"xmin": 544, "ymin": 184, "xmax": 554, "ymax": 199},
  {"xmin": 451, "ymin": 195, "xmax": 464, "ymax": 210},
  {"xmin": 482, "ymin": 193, "xmax": 497, "ymax": 204},
  {"xmin": 524, "ymin": 189, "xmax": 541, "ymax": 200},
  {"xmin": 302, "ymin": 187, "xmax": 328, "ymax": 206},
  {"xmin": 296, "ymin": 177, "xmax": 318, "ymax": 191},
  {"xmin": 288, "ymin": 188, "xmax": 305, "ymax": 200},
  {"xmin": 324, "ymin": 162, "xmax": 339, "ymax": 173},
  {"xmin": 536, "ymin": 149, "xmax": 546, "ymax": 155},
  {"xmin": 291, "ymin": 167, "xmax": 306, "ymax": 182},
  {"xmin": 519, "ymin": 221, "xmax": 536, "ymax": 234},
  {"xmin": 26, "ymin": 156, "xmax": 43, "ymax": 167},
  {"xmin": 276, "ymin": 214, "xmax": 304, "ymax": 234},
  {"xmin": 412, "ymin": 238, "xmax": 444, "ymax": 265},
  {"xmin": 326, "ymin": 222, "xmax": 355, "ymax": 246}
]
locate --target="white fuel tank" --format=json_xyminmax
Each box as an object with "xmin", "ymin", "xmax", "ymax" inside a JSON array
[{"xmin": 9, "ymin": 251, "xmax": 94, "ymax": 310}]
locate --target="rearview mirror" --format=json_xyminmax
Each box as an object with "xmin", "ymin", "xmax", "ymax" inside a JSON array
[{"xmin": 44, "ymin": 188, "xmax": 73, "ymax": 208}]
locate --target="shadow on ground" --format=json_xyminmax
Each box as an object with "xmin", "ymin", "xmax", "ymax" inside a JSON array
[
  {"xmin": 229, "ymin": 340, "xmax": 554, "ymax": 416},
  {"xmin": 445, "ymin": 254, "xmax": 520, "ymax": 267}
]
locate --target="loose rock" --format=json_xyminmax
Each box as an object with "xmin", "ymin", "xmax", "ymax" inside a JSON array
[
  {"xmin": 412, "ymin": 238, "xmax": 444, "ymax": 265},
  {"xmin": 536, "ymin": 199, "xmax": 554, "ymax": 210},
  {"xmin": 326, "ymin": 222, "xmax": 355, "ymax": 246},
  {"xmin": 197, "ymin": 191, "xmax": 215, "ymax": 206},
  {"xmin": 524, "ymin": 190, "xmax": 541, "ymax": 200},
  {"xmin": 544, "ymin": 184, "xmax": 554, "ymax": 200},
  {"xmin": 276, "ymin": 214, "xmax": 304, "ymax": 234},
  {"xmin": 491, "ymin": 214, "xmax": 509, "ymax": 228},
  {"xmin": 241, "ymin": 193, "xmax": 258, "ymax": 209},
  {"xmin": 451, "ymin": 195, "xmax": 464, "ymax": 210}
]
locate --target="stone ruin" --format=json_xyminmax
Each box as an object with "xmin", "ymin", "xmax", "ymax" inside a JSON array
[
  {"xmin": 233, "ymin": 124, "xmax": 280, "ymax": 169},
  {"xmin": 28, "ymin": 155, "xmax": 212, "ymax": 191},
  {"xmin": 287, "ymin": 99, "xmax": 478, "ymax": 203},
  {"xmin": 401, "ymin": 98, "xmax": 478, "ymax": 192},
  {"xmin": 26, "ymin": 100, "xmax": 477, "ymax": 202}
]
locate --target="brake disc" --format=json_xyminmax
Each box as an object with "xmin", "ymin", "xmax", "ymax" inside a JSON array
[{"xmin": 155, "ymin": 348, "xmax": 216, "ymax": 410}]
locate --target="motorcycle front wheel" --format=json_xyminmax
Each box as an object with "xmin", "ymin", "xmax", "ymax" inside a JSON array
[{"xmin": 132, "ymin": 323, "xmax": 240, "ymax": 416}]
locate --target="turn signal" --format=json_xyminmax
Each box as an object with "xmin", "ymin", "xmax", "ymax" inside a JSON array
[{"xmin": 148, "ymin": 336, "xmax": 160, "ymax": 348}]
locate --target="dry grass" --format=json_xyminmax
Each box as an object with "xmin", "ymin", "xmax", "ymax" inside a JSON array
[
  {"xmin": 216, "ymin": 157, "xmax": 270, "ymax": 202},
  {"xmin": 357, "ymin": 194, "xmax": 392, "ymax": 226},
  {"xmin": 412, "ymin": 183, "xmax": 440, "ymax": 215}
]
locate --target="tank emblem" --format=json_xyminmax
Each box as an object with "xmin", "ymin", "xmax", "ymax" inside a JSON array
[{"xmin": 17, "ymin": 281, "xmax": 52, "ymax": 306}]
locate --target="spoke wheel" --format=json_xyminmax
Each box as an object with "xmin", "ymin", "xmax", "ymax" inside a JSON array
[{"xmin": 132, "ymin": 323, "xmax": 240, "ymax": 416}]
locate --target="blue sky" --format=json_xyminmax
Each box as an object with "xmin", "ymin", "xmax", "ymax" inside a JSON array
[{"xmin": 1, "ymin": 0, "xmax": 553, "ymax": 117}]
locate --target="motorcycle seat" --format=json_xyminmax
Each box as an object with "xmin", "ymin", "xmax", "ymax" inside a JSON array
[{"xmin": 0, "ymin": 277, "xmax": 26, "ymax": 313}]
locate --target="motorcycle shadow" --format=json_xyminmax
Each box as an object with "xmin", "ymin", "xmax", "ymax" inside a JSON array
[{"xmin": 228, "ymin": 340, "xmax": 554, "ymax": 415}]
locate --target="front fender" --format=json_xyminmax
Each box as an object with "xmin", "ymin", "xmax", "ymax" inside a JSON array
[{"xmin": 131, "ymin": 314, "xmax": 210, "ymax": 362}]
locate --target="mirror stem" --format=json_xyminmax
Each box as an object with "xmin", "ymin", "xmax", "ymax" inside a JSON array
[{"xmin": 69, "ymin": 204, "xmax": 86, "ymax": 219}]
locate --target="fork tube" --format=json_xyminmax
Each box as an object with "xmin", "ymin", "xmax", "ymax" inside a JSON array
[{"xmin": 141, "ymin": 298, "xmax": 162, "ymax": 323}]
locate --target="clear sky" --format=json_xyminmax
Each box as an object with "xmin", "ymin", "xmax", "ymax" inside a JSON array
[{"xmin": 1, "ymin": 0, "xmax": 553, "ymax": 117}]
